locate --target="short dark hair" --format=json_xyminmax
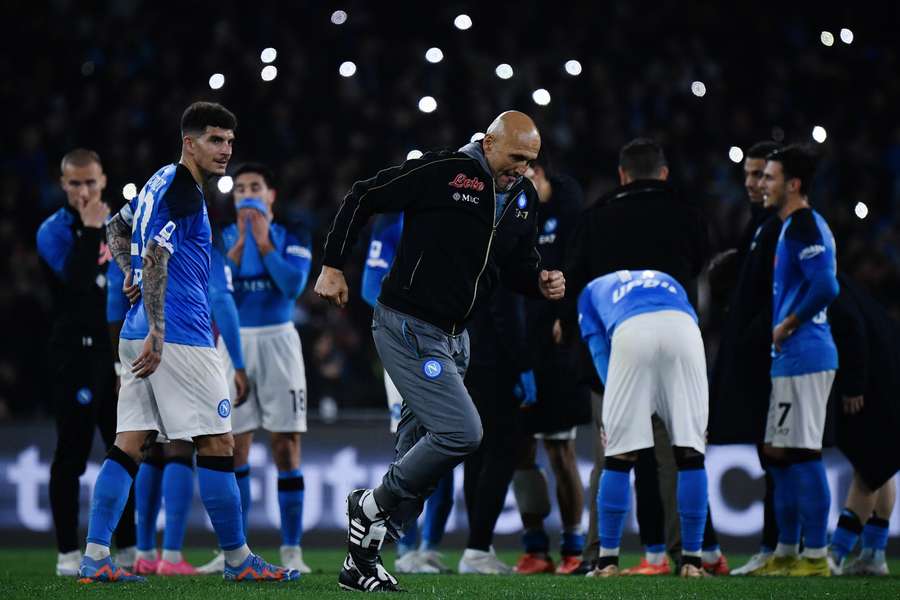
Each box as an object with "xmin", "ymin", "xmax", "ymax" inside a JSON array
[
  {"xmin": 233, "ymin": 162, "xmax": 276, "ymax": 189},
  {"xmin": 746, "ymin": 141, "xmax": 781, "ymax": 160},
  {"xmin": 766, "ymin": 144, "xmax": 820, "ymax": 196},
  {"xmin": 181, "ymin": 101, "xmax": 237, "ymax": 136},
  {"xmin": 619, "ymin": 138, "xmax": 667, "ymax": 179},
  {"xmin": 60, "ymin": 148, "xmax": 102, "ymax": 172}
]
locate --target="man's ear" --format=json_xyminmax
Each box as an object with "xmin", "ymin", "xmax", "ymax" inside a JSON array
[
  {"xmin": 618, "ymin": 166, "xmax": 629, "ymax": 186},
  {"xmin": 482, "ymin": 133, "xmax": 494, "ymax": 152},
  {"xmin": 658, "ymin": 165, "xmax": 670, "ymax": 181},
  {"xmin": 99, "ymin": 172, "xmax": 108, "ymax": 192}
]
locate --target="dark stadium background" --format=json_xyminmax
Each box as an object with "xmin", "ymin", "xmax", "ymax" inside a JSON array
[{"xmin": 0, "ymin": 1, "xmax": 898, "ymax": 549}]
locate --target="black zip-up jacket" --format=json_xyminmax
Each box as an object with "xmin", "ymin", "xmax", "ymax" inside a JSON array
[{"xmin": 323, "ymin": 143, "xmax": 542, "ymax": 334}]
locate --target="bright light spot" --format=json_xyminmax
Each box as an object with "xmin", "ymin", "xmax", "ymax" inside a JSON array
[
  {"xmin": 339, "ymin": 61, "xmax": 357, "ymax": 77},
  {"xmin": 854, "ymin": 201, "xmax": 868, "ymax": 219},
  {"xmin": 691, "ymin": 81, "xmax": 706, "ymax": 97},
  {"xmin": 217, "ymin": 176, "xmax": 234, "ymax": 194},
  {"xmin": 331, "ymin": 10, "xmax": 348, "ymax": 25},
  {"xmin": 208, "ymin": 73, "xmax": 225, "ymax": 90},
  {"xmin": 812, "ymin": 125, "xmax": 828, "ymax": 143},
  {"xmin": 532, "ymin": 88, "xmax": 551, "ymax": 106},
  {"xmin": 729, "ymin": 146, "xmax": 744, "ymax": 163},
  {"xmin": 470, "ymin": 132, "xmax": 485, "ymax": 143},
  {"xmin": 418, "ymin": 96, "xmax": 437, "ymax": 113},
  {"xmin": 840, "ymin": 28, "xmax": 854, "ymax": 44},
  {"xmin": 820, "ymin": 31, "xmax": 835, "ymax": 46},
  {"xmin": 564, "ymin": 59, "xmax": 582, "ymax": 76},
  {"xmin": 406, "ymin": 150, "xmax": 423, "ymax": 160},
  {"xmin": 122, "ymin": 183, "xmax": 137, "ymax": 200},
  {"xmin": 260, "ymin": 47, "xmax": 277, "ymax": 63},
  {"xmin": 454, "ymin": 14, "xmax": 473, "ymax": 30},
  {"xmin": 495, "ymin": 63, "xmax": 514, "ymax": 79},
  {"xmin": 261, "ymin": 65, "xmax": 278, "ymax": 81},
  {"xmin": 425, "ymin": 47, "xmax": 444, "ymax": 64}
]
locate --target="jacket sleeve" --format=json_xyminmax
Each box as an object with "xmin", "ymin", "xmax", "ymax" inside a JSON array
[
  {"xmin": 322, "ymin": 156, "xmax": 431, "ymax": 269},
  {"xmin": 37, "ymin": 219, "xmax": 105, "ymax": 290},
  {"xmin": 828, "ymin": 289, "xmax": 867, "ymax": 397}
]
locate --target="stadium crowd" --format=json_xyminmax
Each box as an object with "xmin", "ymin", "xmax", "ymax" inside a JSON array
[{"xmin": 3, "ymin": 0, "xmax": 900, "ymax": 425}]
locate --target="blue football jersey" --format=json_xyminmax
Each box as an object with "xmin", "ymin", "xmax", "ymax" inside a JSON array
[
  {"xmin": 578, "ymin": 270, "xmax": 697, "ymax": 383},
  {"xmin": 222, "ymin": 221, "xmax": 312, "ymax": 327},
  {"xmin": 119, "ymin": 164, "xmax": 214, "ymax": 347},
  {"xmin": 771, "ymin": 208, "xmax": 839, "ymax": 376},
  {"xmin": 106, "ymin": 260, "xmax": 129, "ymax": 323},
  {"xmin": 361, "ymin": 213, "xmax": 403, "ymax": 308}
]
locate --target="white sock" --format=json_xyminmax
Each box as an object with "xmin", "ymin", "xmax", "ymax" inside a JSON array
[
  {"xmin": 85, "ymin": 543, "xmax": 110, "ymax": 561},
  {"xmin": 599, "ymin": 547, "xmax": 620, "ymax": 558},
  {"xmin": 774, "ymin": 543, "xmax": 799, "ymax": 557},
  {"xmin": 801, "ymin": 547, "xmax": 826, "ymax": 559},
  {"xmin": 224, "ymin": 544, "xmax": 252, "ymax": 567},
  {"xmin": 361, "ymin": 490, "xmax": 383, "ymax": 521},
  {"xmin": 702, "ymin": 548, "xmax": 722, "ymax": 563},
  {"xmin": 162, "ymin": 550, "xmax": 183, "ymax": 563},
  {"xmin": 683, "ymin": 550, "xmax": 702, "ymax": 558},
  {"xmin": 136, "ymin": 549, "xmax": 157, "ymax": 561},
  {"xmin": 646, "ymin": 551, "xmax": 666, "ymax": 565}
]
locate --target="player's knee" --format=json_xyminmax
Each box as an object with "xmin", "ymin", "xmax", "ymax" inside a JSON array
[
  {"xmin": 164, "ymin": 439, "xmax": 194, "ymax": 460},
  {"xmin": 673, "ymin": 446, "xmax": 705, "ymax": 470},
  {"xmin": 194, "ymin": 432, "xmax": 235, "ymax": 457},
  {"xmin": 452, "ymin": 420, "xmax": 483, "ymax": 454},
  {"xmin": 114, "ymin": 432, "xmax": 149, "ymax": 463}
]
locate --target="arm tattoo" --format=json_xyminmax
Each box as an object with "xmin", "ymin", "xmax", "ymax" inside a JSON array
[
  {"xmin": 141, "ymin": 241, "xmax": 170, "ymax": 336},
  {"xmin": 106, "ymin": 213, "xmax": 133, "ymax": 274}
]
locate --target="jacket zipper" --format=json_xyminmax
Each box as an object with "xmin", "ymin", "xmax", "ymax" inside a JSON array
[
  {"xmin": 459, "ymin": 179, "xmax": 516, "ymax": 331},
  {"xmin": 406, "ymin": 251, "xmax": 424, "ymax": 290}
]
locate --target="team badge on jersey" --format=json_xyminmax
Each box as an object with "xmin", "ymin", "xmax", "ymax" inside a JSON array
[
  {"xmin": 516, "ymin": 192, "xmax": 528, "ymax": 209},
  {"xmin": 217, "ymin": 399, "xmax": 231, "ymax": 418},
  {"xmin": 544, "ymin": 217, "xmax": 558, "ymax": 233},
  {"xmin": 422, "ymin": 359, "xmax": 443, "ymax": 379},
  {"xmin": 76, "ymin": 387, "xmax": 93, "ymax": 406}
]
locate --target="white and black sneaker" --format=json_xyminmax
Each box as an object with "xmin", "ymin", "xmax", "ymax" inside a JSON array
[{"xmin": 339, "ymin": 489, "xmax": 401, "ymax": 592}]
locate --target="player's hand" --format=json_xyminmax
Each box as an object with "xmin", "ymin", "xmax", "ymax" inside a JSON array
[
  {"xmin": 539, "ymin": 270, "xmax": 565, "ymax": 300},
  {"xmin": 132, "ymin": 328, "xmax": 164, "ymax": 378},
  {"xmin": 122, "ymin": 270, "xmax": 141, "ymax": 304},
  {"xmin": 233, "ymin": 368, "xmax": 250, "ymax": 407},
  {"xmin": 552, "ymin": 319, "xmax": 563, "ymax": 344},
  {"xmin": 248, "ymin": 211, "xmax": 275, "ymax": 255},
  {"xmin": 314, "ymin": 266, "xmax": 350, "ymax": 308},
  {"xmin": 79, "ymin": 197, "xmax": 110, "ymax": 228},
  {"xmin": 772, "ymin": 314, "xmax": 799, "ymax": 352},
  {"xmin": 842, "ymin": 394, "xmax": 864, "ymax": 415}
]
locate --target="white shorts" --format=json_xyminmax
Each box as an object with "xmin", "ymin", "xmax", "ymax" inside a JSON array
[
  {"xmin": 534, "ymin": 427, "xmax": 577, "ymax": 441},
  {"xmin": 602, "ymin": 310, "xmax": 708, "ymax": 456},
  {"xmin": 117, "ymin": 339, "xmax": 232, "ymax": 441},
  {"xmin": 385, "ymin": 369, "xmax": 403, "ymax": 434},
  {"xmin": 765, "ymin": 371, "xmax": 835, "ymax": 450},
  {"xmin": 218, "ymin": 322, "xmax": 307, "ymax": 434}
]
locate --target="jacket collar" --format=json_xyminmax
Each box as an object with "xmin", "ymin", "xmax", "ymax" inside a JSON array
[
  {"xmin": 458, "ymin": 141, "xmax": 526, "ymax": 192},
  {"xmin": 601, "ymin": 179, "xmax": 671, "ymax": 205}
]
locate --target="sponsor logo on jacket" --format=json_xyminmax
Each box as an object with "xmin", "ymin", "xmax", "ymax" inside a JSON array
[{"xmin": 448, "ymin": 173, "xmax": 485, "ymax": 192}]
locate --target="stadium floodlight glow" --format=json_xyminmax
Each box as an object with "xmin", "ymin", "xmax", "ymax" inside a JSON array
[
  {"xmin": 454, "ymin": 14, "xmax": 473, "ymax": 30},
  {"xmin": 418, "ymin": 96, "xmax": 438, "ymax": 113},
  {"xmin": 339, "ymin": 61, "xmax": 357, "ymax": 77},
  {"xmin": 407, "ymin": 149, "xmax": 423, "ymax": 160},
  {"xmin": 260, "ymin": 47, "xmax": 277, "ymax": 63},
  {"xmin": 854, "ymin": 201, "xmax": 868, "ymax": 219},
  {"xmin": 425, "ymin": 47, "xmax": 444, "ymax": 64},
  {"xmin": 532, "ymin": 88, "xmax": 551, "ymax": 106},
  {"xmin": 122, "ymin": 183, "xmax": 137, "ymax": 200},
  {"xmin": 217, "ymin": 176, "xmax": 234, "ymax": 194},
  {"xmin": 691, "ymin": 81, "xmax": 706, "ymax": 97},
  {"xmin": 729, "ymin": 146, "xmax": 744, "ymax": 164},
  {"xmin": 470, "ymin": 132, "xmax": 485, "ymax": 143},
  {"xmin": 495, "ymin": 63, "xmax": 514, "ymax": 79},
  {"xmin": 840, "ymin": 28, "xmax": 854, "ymax": 44},
  {"xmin": 820, "ymin": 31, "xmax": 835, "ymax": 47},
  {"xmin": 331, "ymin": 10, "xmax": 348, "ymax": 25},
  {"xmin": 208, "ymin": 73, "xmax": 225, "ymax": 90},
  {"xmin": 564, "ymin": 60, "xmax": 582, "ymax": 76},
  {"xmin": 812, "ymin": 125, "xmax": 828, "ymax": 143},
  {"xmin": 261, "ymin": 65, "xmax": 278, "ymax": 82}
]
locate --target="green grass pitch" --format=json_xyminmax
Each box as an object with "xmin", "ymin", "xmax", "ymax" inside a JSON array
[{"xmin": 1, "ymin": 548, "xmax": 897, "ymax": 599}]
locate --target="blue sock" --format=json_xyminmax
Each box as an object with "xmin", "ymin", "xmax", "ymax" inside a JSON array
[
  {"xmin": 197, "ymin": 456, "xmax": 245, "ymax": 551},
  {"xmin": 598, "ymin": 465, "xmax": 632, "ymax": 552},
  {"xmin": 134, "ymin": 462, "xmax": 163, "ymax": 552},
  {"xmin": 234, "ymin": 465, "xmax": 251, "ymax": 535},
  {"xmin": 421, "ymin": 472, "xmax": 454, "ymax": 550},
  {"xmin": 561, "ymin": 530, "xmax": 585, "ymax": 556},
  {"xmin": 831, "ymin": 509, "xmax": 863, "ymax": 562},
  {"xmin": 790, "ymin": 460, "xmax": 830, "ymax": 550},
  {"xmin": 277, "ymin": 469, "xmax": 304, "ymax": 546},
  {"xmin": 398, "ymin": 519, "xmax": 419, "ymax": 556},
  {"xmin": 861, "ymin": 517, "xmax": 890, "ymax": 554},
  {"xmin": 677, "ymin": 468, "xmax": 708, "ymax": 554},
  {"xmin": 769, "ymin": 465, "xmax": 800, "ymax": 545},
  {"xmin": 162, "ymin": 459, "xmax": 194, "ymax": 552},
  {"xmin": 522, "ymin": 529, "xmax": 550, "ymax": 554},
  {"xmin": 86, "ymin": 449, "xmax": 137, "ymax": 548}
]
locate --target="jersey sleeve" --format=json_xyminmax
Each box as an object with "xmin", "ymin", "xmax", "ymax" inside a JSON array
[
  {"xmin": 361, "ymin": 213, "xmax": 403, "ymax": 307},
  {"xmin": 577, "ymin": 283, "xmax": 610, "ymax": 384},
  {"xmin": 261, "ymin": 224, "xmax": 312, "ymax": 299},
  {"xmin": 786, "ymin": 212, "xmax": 839, "ymax": 322},
  {"xmin": 36, "ymin": 218, "xmax": 72, "ymax": 278},
  {"xmin": 106, "ymin": 261, "xmax": 130, "ymax": 322},
  {"xmin": 208, "ymin": 242, "xmax": 245, "ymax": 370},
  {"xmin": 148, "ymin": 184, "xmax": 203, "ymax": 255}
]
